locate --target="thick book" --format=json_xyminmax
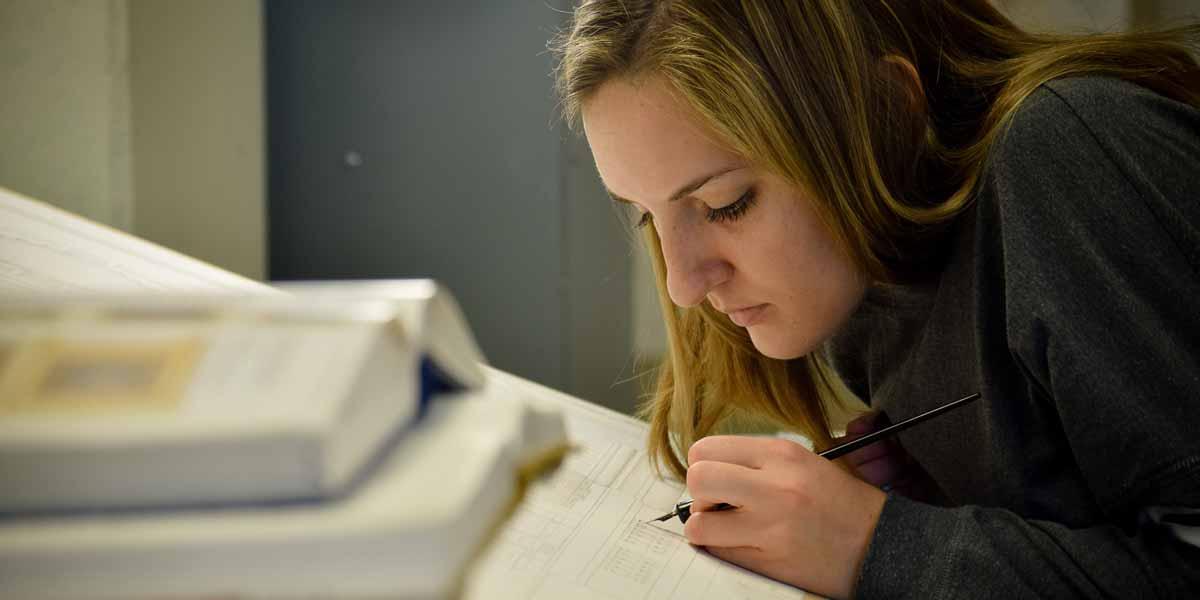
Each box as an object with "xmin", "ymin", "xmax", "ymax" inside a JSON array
[
  {"xmin": 0, "ymin": 281, "xmax": 489, "ymax": 512},
  {"xmin": 0, "ymin": 375, "xmax": 567, "ymax": 599}
]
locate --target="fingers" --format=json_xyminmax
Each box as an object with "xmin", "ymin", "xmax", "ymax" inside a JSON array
[
  {"xmin": 686, "ymin": 459, "xmax": 768, "ymax": 508},
  {"xmin": 837, "ymin": 413, "xmax": 911, "ymax": 487},
  {"xmin": 838, "ymin": 438, "xmax": 894, "ymax": 465},
  {"xmin": 687, "ymin": 435, "xmax": 773, "ymax": 469},
  {"xmin": 844, "ymin": 410, "xmax": 892, "ymax": 436},
  {"xmin": 689, "ymin": 435, "xmax": 818, "ymax": 471},
  {"xmin": 683, "ymin": 504, "xmax": 763, "ymax": 549},
  {"xmin": 686, "ymin": 436, "xmax": 818, "ymax": 511},
  {"xmin": 852, "ymin": 453, "xmax": 909, "ymax": 489},
  {"xmin": 838, "ymin": 411, "xmax": 897, "ymax": 466}
]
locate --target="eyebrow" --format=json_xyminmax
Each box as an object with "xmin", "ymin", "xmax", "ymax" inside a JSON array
[{"xmin": 607, "ymin": 166, "xmax": 744, "ymax": 206}]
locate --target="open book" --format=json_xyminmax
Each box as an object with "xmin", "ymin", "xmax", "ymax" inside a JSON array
[{"xmin": 0, "ymin": 187, "xmax": 814, "ymax": 599}]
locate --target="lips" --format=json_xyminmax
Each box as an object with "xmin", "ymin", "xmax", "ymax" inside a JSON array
[{"xmin": 725, "ymin": 304, "xmax": 767, "ymax": 327}]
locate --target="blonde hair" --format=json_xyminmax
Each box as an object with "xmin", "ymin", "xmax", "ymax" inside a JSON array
[{"xmin": 553, "ymin": 0, "xmax": 1200, "ymax": 481}]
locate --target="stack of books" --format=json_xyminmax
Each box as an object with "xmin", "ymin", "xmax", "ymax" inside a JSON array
[{"xmin": 0, "ymin": 188, "xmax": 568, "ymax": 599}]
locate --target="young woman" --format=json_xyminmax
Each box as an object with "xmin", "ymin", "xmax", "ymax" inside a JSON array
[{"xmin": 554, "ymin": 1, "xmax": 1200, "ymax": 598}]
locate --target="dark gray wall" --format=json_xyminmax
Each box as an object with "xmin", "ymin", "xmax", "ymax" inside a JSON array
[{"xmin": 267, "ymin": 1, "xmax": 639, "ymax": 412}]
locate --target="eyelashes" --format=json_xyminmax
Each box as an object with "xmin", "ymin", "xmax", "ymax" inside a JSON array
[
  {"xmin": 631, "ymin": 189, "xmax": 757, "ymax": 230},
  {"xmin": 705, "ymin": 188, "xmax": 757, "ymax": 224}
]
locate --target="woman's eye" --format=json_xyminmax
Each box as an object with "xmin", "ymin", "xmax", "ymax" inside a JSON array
[
  {"xmin": 705, "ymin": 189, "xmax": 757, "ymax": 224},
  {"xmin": 624, "ymin": 188, "xmax": 756, "ymax": 230}
]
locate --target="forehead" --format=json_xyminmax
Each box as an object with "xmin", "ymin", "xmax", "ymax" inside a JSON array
[{"xmin": 581, "ymin": 77, "xmax": 741, "ymax": 203}]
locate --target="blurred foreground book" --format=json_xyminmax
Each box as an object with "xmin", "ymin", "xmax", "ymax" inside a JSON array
[
  {"xmin": 0, "ymin": 188, "xmax": 567, "ymax": 598},
  {"xmin": 0, "ymin": 282, "xmax": 509, "ymax": 511}
]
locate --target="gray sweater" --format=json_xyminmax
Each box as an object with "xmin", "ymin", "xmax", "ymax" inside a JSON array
[{"xmin": 828, "ymin": 77, "xmax": 1200, "ymax": 598}]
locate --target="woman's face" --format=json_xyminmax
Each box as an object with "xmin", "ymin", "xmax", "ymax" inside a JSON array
[{"xmin": 582, "ymin": 76, "xmax": 867, "ymax": 359}]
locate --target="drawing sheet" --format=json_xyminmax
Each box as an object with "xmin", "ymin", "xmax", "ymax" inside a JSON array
[
  {"xmin": 0, "ymin": 187, "xmax": 271, "ymax": 294},
  {"xmin": 471, "ymin": 371, "xmax": 816, "ymax": 600}
]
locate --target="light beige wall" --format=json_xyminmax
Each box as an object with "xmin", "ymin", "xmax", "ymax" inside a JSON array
[
  {"xmin": 129, "ymin": 0, "xmax": 265, "ymax": 280},
  {"xmin": 0, "ymin": 1, "xmax": 264, "ymax": 280},
  {"xmin": 0, "ymin": 0, "xmax": 133, "ymax": 229}
]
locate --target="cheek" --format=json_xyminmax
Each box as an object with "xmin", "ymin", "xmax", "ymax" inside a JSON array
[
  {"xmin": 748, "ymin": 208, "xmax": 831, "ymax": 293},
  {"xmin": 740, "ymin": 202, "xmax": 864, "ymax": 358},
  {"xmin": 753, "ymin": 268, "xmax": 864, "ymax": 359}
]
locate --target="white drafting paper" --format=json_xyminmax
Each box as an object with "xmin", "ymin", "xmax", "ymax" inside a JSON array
[
  {"xmin": 0, "ymin": 187, "xmax": 271, "ymax": 294},
  {"xmin": 469, "ymin": 371, "xmax": 816, "ymax": 600}
]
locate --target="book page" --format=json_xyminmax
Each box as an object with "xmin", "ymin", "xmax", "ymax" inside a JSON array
[
  {"xmin": 0, "ymin": 187, "xmax": 271, "ymax": 294},
  {"xmin": 471, "ymin": 370, "xmax": 817, "ymax": 599}
]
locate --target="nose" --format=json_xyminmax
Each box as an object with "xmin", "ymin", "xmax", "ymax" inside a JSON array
[{"xmin": 657, "ymin": 219, "xmax": 733, "ymax": 308}]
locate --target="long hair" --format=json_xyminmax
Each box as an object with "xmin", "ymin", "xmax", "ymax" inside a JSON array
[{"xmin": 552, "ymin": 0, "xmax": 1200, "ymax": 481}]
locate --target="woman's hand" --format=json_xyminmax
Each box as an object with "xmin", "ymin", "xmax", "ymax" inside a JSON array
[
  {"xmin": 683, "ymin": 435, "xmax": 887, "ymax": 599},
  {"xmin": 838, "ymin": 411, "xmax": 946, "ymax": 503}
]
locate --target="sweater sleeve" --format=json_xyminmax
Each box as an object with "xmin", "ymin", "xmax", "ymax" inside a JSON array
[{"xmin": 855, "ymin": 78, "xmax": 1200, "ymax": 598}]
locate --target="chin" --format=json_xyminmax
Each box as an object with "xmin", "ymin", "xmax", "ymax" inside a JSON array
[{"xmin": 746, "ymin": 327, "xmax": 811, "ymax": 360}]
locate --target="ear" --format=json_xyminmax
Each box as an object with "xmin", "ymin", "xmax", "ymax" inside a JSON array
[
  {"xmin": 878, "ymin": 55, "xmax": 926, "ymax": 115},
  {"xmin": 871, "ymin": 55, "xmax": 930, "ymax": 197}
]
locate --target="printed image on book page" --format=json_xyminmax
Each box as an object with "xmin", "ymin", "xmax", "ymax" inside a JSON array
[{"xmin": 471, "ymin": 371, "xmax": 818, "ymax": 600}]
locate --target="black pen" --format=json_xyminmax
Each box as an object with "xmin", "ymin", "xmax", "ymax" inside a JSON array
[{"xmin": 648, "ymin": 392, "xmax": 981, "ymax": 524}]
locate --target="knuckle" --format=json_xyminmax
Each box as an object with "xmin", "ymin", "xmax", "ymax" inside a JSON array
[
  {"xmin": 687, "ymin": 436, "xmax": 717, "ymax": 466},
  {"xmin": 686, "ymin": 460, "xmax": 717, "ymax": 491},
  {"xmin": 777, "ymin": 472, "xmax": 811, "ymax": 504},
  {"xmin": 768, "ymin": 438, "xmax": 803, "ymax": 461},
  {"xmin": 687, "ymin": 440, "xmax": 704, "ymax": 466}
]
